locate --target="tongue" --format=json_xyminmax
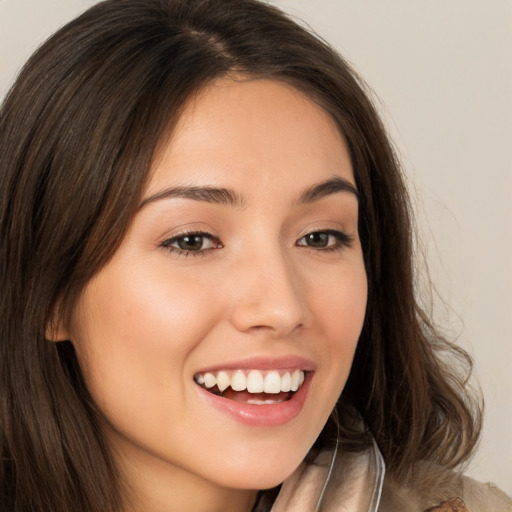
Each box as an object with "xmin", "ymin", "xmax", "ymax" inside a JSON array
[{"xmin": 222, "ymin": 389, "xmax": 290, "ymax": 403}]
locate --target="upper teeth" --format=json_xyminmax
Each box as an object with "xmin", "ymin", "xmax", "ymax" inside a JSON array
[{"xmin": 194, "ymin": 369, "xmax": 305, "ymax": 394}]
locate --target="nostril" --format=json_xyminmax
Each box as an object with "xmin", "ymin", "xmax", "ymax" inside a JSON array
[{"xmin": 230, "ymin": 300, "xmax": 307, "ymax": 337}]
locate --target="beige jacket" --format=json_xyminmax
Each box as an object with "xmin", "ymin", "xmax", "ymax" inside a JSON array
[{"xmin": 271, "ymin": 441, "xmax": 511, "ymax": 512}]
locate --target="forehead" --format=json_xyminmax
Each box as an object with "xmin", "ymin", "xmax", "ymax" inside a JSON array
[{"xmin": 146, "ymin": 78, "xmax": 354, "ymax": 198}]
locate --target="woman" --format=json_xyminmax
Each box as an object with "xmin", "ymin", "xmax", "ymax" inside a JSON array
[{"xmin": 0, "ymin": 0, "xmax": 510, "ymax": 511}]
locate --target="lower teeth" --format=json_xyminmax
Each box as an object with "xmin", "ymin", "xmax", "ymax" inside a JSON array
[{"xmin": 246, "ymin": 398, "xmax": 284, "ymax": 405}]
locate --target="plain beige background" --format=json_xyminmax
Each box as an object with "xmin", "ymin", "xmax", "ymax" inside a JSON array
[{"xmin": 1, "ymin": 0, "xmax": 511, "ymax": 497}]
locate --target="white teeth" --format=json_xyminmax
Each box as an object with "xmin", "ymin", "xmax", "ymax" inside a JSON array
[
  {"xmin": 230, "ymin": 370, "xmax": 247, "ymax": 391},
  {"xmin": 204, "ymin": 373, "xmax": 216, "ymax": 388},
  {"xmin": 194, "ymin": 369, "xmax": 306, "ymax": 394},
  {"xmin": 247, "ymin": 370, "xmax": 264, "ymax": 393},
  {"xmin": 264, "ymin": 371, "xmax": 281, "ymax": 394},
  {"xmin": 290, "ymin": 370, "xmax": 301, "ymax": 392},
  {"xmin": 216, "ymin": 371, "xmax": 230, "ymax": 392},
  {"xmin": 247, "ymin": 398, "xmax": 285, "ymax": 405},
  {"xmin": 280, "ymin": 372, "xmax": 291, "ymax": 392}
]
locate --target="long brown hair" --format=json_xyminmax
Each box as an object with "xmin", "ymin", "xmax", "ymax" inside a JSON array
[{"xmin": 0, "ymin": 0, "xmax": 481, "ymax": 510}]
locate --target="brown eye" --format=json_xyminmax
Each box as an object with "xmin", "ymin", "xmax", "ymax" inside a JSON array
[
  {"xmin": 303, "ymin": 232, "xmax": 329, "ymax": 248},
  {"xmin": 297, "ymin": 230, "xmax": 353, "ymax": 251},
  {"xmin": 177, "ymin": 235, "xmax": 207, "ymax": 251},
  {"xmin": 162, "ymin": 232, "xmax": 221, "ymax": 255}
]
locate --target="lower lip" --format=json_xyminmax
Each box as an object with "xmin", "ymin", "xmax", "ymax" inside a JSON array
[{"xmin": 196, "ymin": 373, "xmax": 312, "ymax": 427}]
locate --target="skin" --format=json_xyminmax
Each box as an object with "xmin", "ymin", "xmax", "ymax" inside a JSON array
[{"xmin": 56, "ymin": 78, "xmax": 368, "ymax": 511}]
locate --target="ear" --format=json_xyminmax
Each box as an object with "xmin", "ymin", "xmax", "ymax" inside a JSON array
[{"xmin": 46, "ymin": 301, "xmax": 70, "ymax": 342}]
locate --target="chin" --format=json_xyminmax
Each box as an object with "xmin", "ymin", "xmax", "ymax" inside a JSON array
[
  {"xmin": 203, "ymin": 441, "xmax": 310, "ymax": 491},
  {"xmin": 216, "ymin": 466, "xmax": 298, "ymax": 491}
]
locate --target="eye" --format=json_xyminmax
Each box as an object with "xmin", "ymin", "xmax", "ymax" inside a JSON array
[
  {"xmin": 297, "ymin": 229, "xmax": 353, "ymax": 251},
  {"xmin": 161, "ymin": 232, "xmax": 222, "ymax": 256}
]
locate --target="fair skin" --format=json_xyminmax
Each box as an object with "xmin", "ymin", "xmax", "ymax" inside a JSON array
[{"xmin": 55, "ymin": 79, "xmax": 367, "ymax": 511}]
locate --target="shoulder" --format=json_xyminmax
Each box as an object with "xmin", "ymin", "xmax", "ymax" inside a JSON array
[{"xmin": 380, "ymin": 462, "xmax": 512, "ymax": 512}]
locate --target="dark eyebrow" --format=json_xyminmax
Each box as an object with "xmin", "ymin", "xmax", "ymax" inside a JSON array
[
  {"xmin": 139, "ymin": 176, "xmax": 357, "ymax": 210},
  {"xmin": 139, "ymin": 186, "xmax": 246, "ymax": 210},
  {"xmin": 296, "ymin": 176, "xmax": 359, "ymax": 204}
]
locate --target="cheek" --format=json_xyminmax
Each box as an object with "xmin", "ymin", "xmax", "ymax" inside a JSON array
[
  {"xmin": 301, "ymin": 258, "xmax": 367, "ymax": 419},
  {"xmin": 73, "ymin": 262, "xmax": 219, "ymax": 352},
  {"xmin": 68, "ymin": 265, "xmax": 222, "ymax": 414},
  {"xmin": 308, "ymin": 261, "xmax": 367, "ymax": 345},
  {"xmin": 311, "ymin": 263, "xmax": 367, "ymax": 405}
]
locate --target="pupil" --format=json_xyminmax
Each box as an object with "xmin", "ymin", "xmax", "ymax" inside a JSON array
[
  {"xmin": 307, "ymin": 232, "xmax": 328, "ymax": 247},
  {"xmin": 179, "ymin": 235, "xmax": 203, "ymax": 251}
]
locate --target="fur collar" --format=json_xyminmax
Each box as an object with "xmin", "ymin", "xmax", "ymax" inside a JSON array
[{"xmin": 270, "ymin": 442, "xmax": 512, "ymax": 511}]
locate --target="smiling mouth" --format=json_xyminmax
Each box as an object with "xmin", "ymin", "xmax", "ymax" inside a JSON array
[{"xmin": 194, "ymin": 369, "xmax": 306, "ymax": 405}]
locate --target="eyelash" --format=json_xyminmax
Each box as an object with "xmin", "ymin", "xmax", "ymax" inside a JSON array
[
  {"xmin": 160, "ymin": 229, "xmax": 353, "ymax": 257},
  {"xmin": 296, "ymin": 229, "xmax": 354, "ymax": 253},
  {"xmin": 160, "ymin": 230, "xmax": 222, "ymax": 257}
]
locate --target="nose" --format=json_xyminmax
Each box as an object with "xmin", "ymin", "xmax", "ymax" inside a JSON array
[{"xmin": 228, "ymin": 248, "xmax": 310, "ymax": 338}]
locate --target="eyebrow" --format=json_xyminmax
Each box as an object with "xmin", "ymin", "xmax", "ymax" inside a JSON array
[
  {"xmin": 139, "ymin": 176, "xmax": 358, "ymax": 210},
  {"xmin": 296, "ymin": 176, "xmax": 359, "ymax": 204},
  {"xmin": 139, "ymin": 186, "xmax": 246, "ymax": 210}
]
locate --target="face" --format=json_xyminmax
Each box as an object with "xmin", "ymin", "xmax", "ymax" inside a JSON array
[{"xmin": 65, "ymin": 79, "xmax": 367, "ymax": 505}]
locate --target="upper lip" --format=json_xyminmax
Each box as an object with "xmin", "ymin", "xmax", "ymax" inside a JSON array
[{"xmin": 194, "ymin": 355, "xmax": 316, "ymax": 374}]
